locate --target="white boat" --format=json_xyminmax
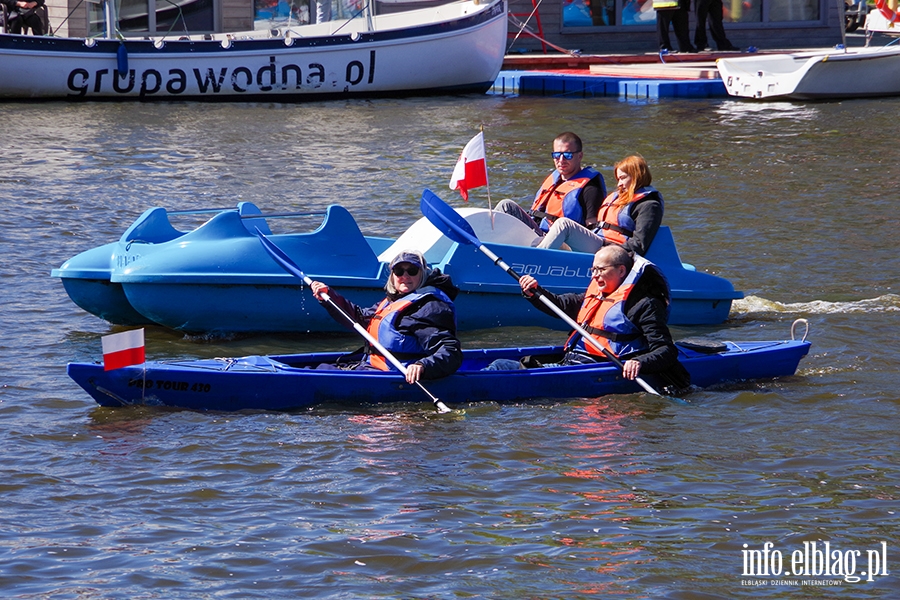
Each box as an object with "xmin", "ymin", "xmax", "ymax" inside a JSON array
[
  {"xmin": 0, "ymin": 0, "xmax": 506, "ymax": 100},
  {"xmin": 716, "ymin": 45, "xmax": 900, "ymax": 100},
  {"xmin": 865, "ymin": 4, "xmax": 900, "ymax": 36}
]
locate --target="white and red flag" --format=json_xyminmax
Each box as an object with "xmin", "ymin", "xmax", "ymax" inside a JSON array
[
  {"xmin": 101, "ymin": 328, "xmax": 145, "ymax": 371},
  {"xmin": 449, "ymin": 132, "xmax": 488, "ymax": 201}
]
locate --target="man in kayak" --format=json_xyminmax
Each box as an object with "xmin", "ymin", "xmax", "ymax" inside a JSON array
[
  {"xmin": 308, "ymin": 250, "xmax": 462, "ymax": 384},
  {"xmin": 493, "ymin": 132, "xmax": 607, "ymax": 242},
  {"xmin": 486, "ymin": 245, "xmax": 690, "ymax": 391}
]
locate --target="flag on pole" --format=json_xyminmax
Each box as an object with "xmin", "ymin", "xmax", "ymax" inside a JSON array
[
  {"xmin": 101, "ymin": 328, "xmax": 145, "ymax": 371},
  {"xmin": 449, "ymin": 132, "xmax": 488, "ymax": 201}
]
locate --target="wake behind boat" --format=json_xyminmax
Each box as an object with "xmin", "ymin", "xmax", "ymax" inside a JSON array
[
  {"xmin": 0, "ymin": 0, "xmax": 506, "ymax": 100},
  {"xmin": 68, "ymin": 334, "xmax": 812, "ymax": 411}
]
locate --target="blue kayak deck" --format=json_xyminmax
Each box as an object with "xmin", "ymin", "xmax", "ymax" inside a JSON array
[{"xmin": 67, "ymin": 339, "xmax": 811, "ymax": 411}]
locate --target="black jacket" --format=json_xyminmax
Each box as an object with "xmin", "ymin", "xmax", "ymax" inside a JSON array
[
  {"xmin": 527, "ymin": 266, "xmax": 690, "ymax": 389},
  {"xmin": 319, "ymin": 269, "xmax": 463, "ymax": 380},
  {"xmin": 614, "ymin": 191, "xmax": 663, "ymax": 257}
]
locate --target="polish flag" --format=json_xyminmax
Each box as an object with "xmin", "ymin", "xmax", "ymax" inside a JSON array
[
  {"xmin": 102, "ymin": 329, "xmax": 145, "ymax": 371},
  {"xmin": 449, "ymin": 132, "xmax": 488, "ymax": 201}
]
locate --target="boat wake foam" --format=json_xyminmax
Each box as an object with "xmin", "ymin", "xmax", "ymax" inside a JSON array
[{"xmin": 732, "ymin": 294, "xmax": 900, "ymax": 316}]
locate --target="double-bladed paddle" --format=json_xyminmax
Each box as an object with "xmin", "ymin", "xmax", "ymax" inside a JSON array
[
  {"xmin": 256, "ymin": 229, "xmax": 452, "ymax": 413},
  {"xmin": 419, "ymin": 189, "xmax": 663, "ymax": 397}
]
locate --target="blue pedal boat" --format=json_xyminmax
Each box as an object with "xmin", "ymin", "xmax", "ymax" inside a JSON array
[
  {"xmin": 67, "ymin": 337, "xmax": 811, "ymax": 411},
  {"xmin": 52, "ymin": 198, "xmax": 743, "ymax": 334}
]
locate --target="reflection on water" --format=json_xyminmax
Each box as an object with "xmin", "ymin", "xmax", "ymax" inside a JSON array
[
  {"xmin": 3, "ymin": 96, "xmax": 900, "ymax": 597},
  {"xmin": 713, "ymin": 99, "xmax": 825, "ymax": 125}
]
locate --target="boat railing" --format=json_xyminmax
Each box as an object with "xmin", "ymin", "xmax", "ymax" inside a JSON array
[
  {"xmin": 159, "ymin": 207, "xmax": 324, "ymax": 221},
  {"xmin": 239, "ymin": 212, "xmax": 323, "ymax": 220}
]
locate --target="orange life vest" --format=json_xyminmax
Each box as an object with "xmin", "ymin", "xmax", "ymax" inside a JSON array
[
  {"xmin": 595, "ymin": 186, "xmax": 661, "ymax": 246},
  {"xmin": 565, "ymin": 256, "xmax": 653, "ymax": 358},
  {"xmin": 364, "ymin": 288, "xmax": 452, "ymax": 371},
  {"xmin": 530, "ymin": 167, "xmax": 602, "ymax": 232}
]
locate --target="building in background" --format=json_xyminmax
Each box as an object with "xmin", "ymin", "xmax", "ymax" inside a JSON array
[{"xmin": 43, "ymin": 0, "xmax": 843, "ymax": 52}]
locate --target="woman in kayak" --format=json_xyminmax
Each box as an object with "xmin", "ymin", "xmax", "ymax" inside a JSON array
[
  {"xmin": 536, "ymin": 154, "xmax": 664, "ymax": 256},
  {"xmin": 308, "ymin": 250, "xmax": 462, "ymax": 384}
]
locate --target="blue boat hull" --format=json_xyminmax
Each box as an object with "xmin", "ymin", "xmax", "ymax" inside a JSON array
[
  {"xmin": 67, "ymin": 339, "xmax": 810, "ymax": 411},
  {"xmin": 53, "ymin": 201, "xmax": 743, "ymax": 333}
]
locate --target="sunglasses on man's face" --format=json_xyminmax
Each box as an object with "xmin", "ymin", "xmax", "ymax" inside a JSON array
[
  {"xmin": 551, "ymin": 151, "xmax": 577, "ymax": 161},
  {"xmin": 391, "ymin": 265, "xmax": 420, "ymax": 277}
]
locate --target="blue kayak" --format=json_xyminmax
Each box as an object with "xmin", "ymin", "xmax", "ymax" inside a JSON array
[
  {"xmin": 67, "ymin": 338, "xmax": 810, "ymax": 412},
  {"xmin": 52, "ymin": 199, "xmax": 743, "ymax": 334}
]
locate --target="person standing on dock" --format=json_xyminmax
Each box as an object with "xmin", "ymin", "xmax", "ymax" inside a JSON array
[
  {"xmin": 2, "ymin": 0, "xmax": 46, "ymax": 35},
  {"xmin": 654, "ymin": 0, "xmax": 696, "ymax": 53},
  {"xmin": 694, "ymin": 0, "xmax": 739, "ymax": 51},
  {"xmin": 494, "ymin": 132, "xmax": 607, "ymax": 242}
]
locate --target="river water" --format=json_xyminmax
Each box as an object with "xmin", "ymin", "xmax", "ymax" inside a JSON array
[{"xmin": 2, "ymin": 95, "xmax": 899, "ymax": 598}]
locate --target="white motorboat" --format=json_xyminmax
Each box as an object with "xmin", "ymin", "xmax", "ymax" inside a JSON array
[
  {"xmin": 716, "ymin": 44, "xmax": 900, "ymax": 100},
  {"xmin": 0, "ymin": 0, "xmax": 506, "ymax": 100}
]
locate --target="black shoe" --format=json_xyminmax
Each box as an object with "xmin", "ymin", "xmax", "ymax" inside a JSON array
[
  {"xmin": 719, "ymin": 45, "xmax": 740, "ymax": 51},
  {"xmin": 520, "ymin": 355, "xmax": 544, "ymax": 369}
]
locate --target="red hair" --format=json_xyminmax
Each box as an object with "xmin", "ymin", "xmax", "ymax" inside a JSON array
[{"xmin": 613, "ymin": 155, "xmax": 652, "ymax": 206}]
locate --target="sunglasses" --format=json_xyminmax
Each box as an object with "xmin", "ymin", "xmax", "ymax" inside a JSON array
[
  {"xmin": 391, "ymin": 264, "xmax": 421, "ymax": 277},
  {"xmin": 551, "ymin": 151, "xmax": 578, "ymax": 161}
]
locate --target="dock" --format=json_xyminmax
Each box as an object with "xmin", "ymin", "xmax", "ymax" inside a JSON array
[{"xmin": 491, "ymin": 51, "xmax": 733, "ymax": 99}]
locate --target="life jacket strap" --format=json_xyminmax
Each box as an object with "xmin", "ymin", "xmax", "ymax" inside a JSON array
[
  {"xmin": 596, "ymin": 221, "xmax": 634, "ymax": 237},
  {"xmin": 580, "ymin": 324, "xmax": 639, "ymax": 343}
]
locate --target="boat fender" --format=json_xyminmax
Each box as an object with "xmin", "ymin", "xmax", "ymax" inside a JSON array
[
  {"xmin": 676, "ymin": 338, "xmax": 728, "ymax": 354},
  {"xmin": 117, "ymin": 43, "xmax": 128, "ymax": 78}
]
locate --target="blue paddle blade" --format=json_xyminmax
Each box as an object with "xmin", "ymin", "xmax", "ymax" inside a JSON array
[
  {"xmin": 256, "ymin": 228, "xmax": 309, "ymax": 282},
  {"xmin": 420, "ymin": 189, "xmax": 481, "ymax": 247}
]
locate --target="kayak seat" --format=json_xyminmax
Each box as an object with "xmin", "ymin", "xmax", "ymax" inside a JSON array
[{"xmin": 676, "ymin": 338, "xmax": 728, "ymax": 354}]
